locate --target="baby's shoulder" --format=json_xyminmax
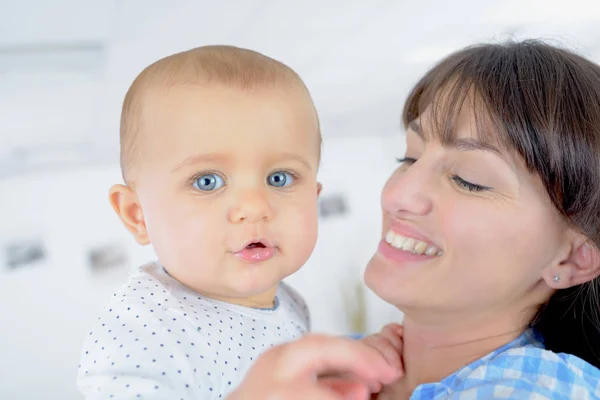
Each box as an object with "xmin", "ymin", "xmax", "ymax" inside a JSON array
[
  {"xmin": 277, "ymin": 281, "xmax": 310, "ymax": 327},
  {"xmin": 278, "ymin": 281, "xmax": 307, "ymax": 310}
]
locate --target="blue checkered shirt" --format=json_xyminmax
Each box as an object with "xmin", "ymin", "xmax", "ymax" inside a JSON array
[{"xmin": 410, "ymin": 329, "xmax": 600, "ymax": 399}]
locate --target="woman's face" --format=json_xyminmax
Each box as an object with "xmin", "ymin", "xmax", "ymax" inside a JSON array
[{"xmin": 364, "ymin": 103, "xmax": 570, "ymax": 321}]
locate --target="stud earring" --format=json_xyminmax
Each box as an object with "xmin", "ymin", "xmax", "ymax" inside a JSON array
[{"xmin": 553, "ymin": 274, "xmax": 560, "ymax": 283}]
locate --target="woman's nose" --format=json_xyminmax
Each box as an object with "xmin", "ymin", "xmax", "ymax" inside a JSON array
[{"xmin": 381, "ymin": 161, "xmax": 434, "ymax": 218}]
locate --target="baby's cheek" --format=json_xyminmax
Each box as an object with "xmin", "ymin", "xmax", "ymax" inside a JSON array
[
  {"xmin": 159, "ymin": 219, "xmax": 208, "ymax": 263},
  {"xmin": 288, "ymin": 208, "xmax": 319, "ymax": 255}
]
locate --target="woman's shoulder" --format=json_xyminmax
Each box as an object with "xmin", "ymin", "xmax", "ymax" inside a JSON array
[{"xmin": 446, "ymin": 338, "xmax": 600, "ymax": 399}]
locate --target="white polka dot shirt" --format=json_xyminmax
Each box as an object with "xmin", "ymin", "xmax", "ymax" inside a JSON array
[{"xmin": 77, "ymin": 262, "xmax": 310, "ymax": 399}]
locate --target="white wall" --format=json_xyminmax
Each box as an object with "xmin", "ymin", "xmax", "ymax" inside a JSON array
[
  {"xmin": 286, "ymin": 134, "xmax": 406, "ymax": 335},
  {"xmin": 13, "ymin": 1, "xmax": 600, "ymax": 398},
  {"xmin": 0, "ymin": 134, "xmax": 405, "ymax": 400},
  {"xmin": 0, "ymin": 167, "xmax": 152, "ymax": 400}
]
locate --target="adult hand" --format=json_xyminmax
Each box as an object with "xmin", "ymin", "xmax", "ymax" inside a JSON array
[{"xmin": 226, "ymin": 334, "xmax": 402, "ymax": 400}]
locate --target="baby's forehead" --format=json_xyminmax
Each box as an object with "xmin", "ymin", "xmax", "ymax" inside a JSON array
[
  {"xmin": 137, "ymin": 83, "xmax": 321, "ymax": 161},
  {"xmin": 120, "ymin": 46, "xmax": 320, "ymax": 183},
  {"xmin": 142, "ymin": 79, "xmax": 312, "ymax": 111}
]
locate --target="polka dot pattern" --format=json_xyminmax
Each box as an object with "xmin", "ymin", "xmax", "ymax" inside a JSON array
[{"xmin": 77, "ymin": 263, "xmax": 309, "ymax": 399}]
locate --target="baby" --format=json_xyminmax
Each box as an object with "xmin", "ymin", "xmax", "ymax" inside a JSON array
[{"xmin": 77, "ymin": 45, "xmax": 402, "ymax": 399}]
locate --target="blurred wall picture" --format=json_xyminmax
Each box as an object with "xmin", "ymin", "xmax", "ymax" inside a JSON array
[
  {"xmin": 318, "ymin": 192, "xmax": 349, "ymax": 219},
  {"xmin": 87, "ymin": 242, "xmax": 128, "ymax": 272},
  {"xmin": 3, "ymin": 237, "xmax": 46, "ymax": 270}
]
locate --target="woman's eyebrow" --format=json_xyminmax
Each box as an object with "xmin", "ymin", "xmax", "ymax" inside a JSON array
[{"xmin": 409, "ymin": 120, "xmax": 501, "ymax": 156}]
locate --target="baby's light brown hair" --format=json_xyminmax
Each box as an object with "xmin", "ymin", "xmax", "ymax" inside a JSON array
[{"xmin": 119, "ymin": 45, "xmax": 320, "ymax": 184}]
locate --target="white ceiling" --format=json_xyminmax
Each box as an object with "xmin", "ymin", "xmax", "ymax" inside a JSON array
[{"xmin": 1, "ymin": 0, "xmax": 600, "ymax": 177}]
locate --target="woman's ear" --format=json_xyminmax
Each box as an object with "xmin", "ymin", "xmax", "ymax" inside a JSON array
[
  {"xmin": 108, "ymin": 184, "xmax": 150, "ymax": 245},
  {"xmin": 545, "ymin": 237, "xmax": 600, "ymax": 288}
]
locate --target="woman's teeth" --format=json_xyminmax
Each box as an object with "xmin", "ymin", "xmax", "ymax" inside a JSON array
[{"xmin": 385, "ymin": 230, "xmax": 443, "ymax": 256}]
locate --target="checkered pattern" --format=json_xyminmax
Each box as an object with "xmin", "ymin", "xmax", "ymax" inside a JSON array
[{"xmin": 410, "ymin": 330, "xmax": 600, "ymax": 399}]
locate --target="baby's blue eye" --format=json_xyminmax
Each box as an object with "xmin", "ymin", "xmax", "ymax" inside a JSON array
[
  {"xmin": 267, "ymin": 172, "xmax": 294, "ymax": 187},
  {"xmin": 193, "ymin": 174, "xmax": 225, "ymax": 191}
]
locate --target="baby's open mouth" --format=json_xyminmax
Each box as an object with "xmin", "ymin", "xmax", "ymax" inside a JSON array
[
  {"xmin": 246, "ymin": 242, "xmax": 266, "ymax": 249},
  {"xmin": 234, "ymin": 241, "xmax": 276, "ymax": 262}
]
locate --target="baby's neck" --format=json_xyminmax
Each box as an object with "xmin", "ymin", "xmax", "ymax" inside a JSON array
[
  {"xmin": 197, "ymin": 288, "xmax": 279, "ymax": 309},
  {"xmin": 162, "ymin": 265, "xmax": 279, "ymax": 309},
  {"xmin": 398, "ymin": 312, "xmax": 527, "ymax": 395}
]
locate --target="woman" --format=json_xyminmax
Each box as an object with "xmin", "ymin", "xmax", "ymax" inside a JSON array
[{"xmin": 229, "ymin": 40, "xmax": 600, "ymax": 399}]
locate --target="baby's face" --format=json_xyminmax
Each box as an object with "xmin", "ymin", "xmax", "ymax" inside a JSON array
[{"xmin": 134, "ymin": 84, "xmax": 321, "ymax": 307}]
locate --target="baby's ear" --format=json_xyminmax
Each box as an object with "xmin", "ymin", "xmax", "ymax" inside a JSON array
[
  {"xmin": 108, "ymin": 184, "xmax": 150, "ymax": 245},
  {"xmin": 317, "ymin": 182, "xmax": 323, "ymax": 196},
  {"xmin": 545, "ymin": 237, "xmax": 600, "ymax": 288}
]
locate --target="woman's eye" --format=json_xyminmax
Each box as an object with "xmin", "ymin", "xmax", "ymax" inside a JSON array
[
  {"xmin": 267, "ymin": 171, "xmax": 294, "ymax": 187},
  {"xmin": 396, "ymin": 157, "xmax": 417, "ymax": 165},
  {"xmin": 451, "ymin": 175, "xmax": 489, "ymax": 192},
  {"xmin": 193, "ymin": 174, "xmax": 225, "ymax": 191},
  {"xmin": 396, "ymin": 156, "xmax": 490, "ymax": 193}
]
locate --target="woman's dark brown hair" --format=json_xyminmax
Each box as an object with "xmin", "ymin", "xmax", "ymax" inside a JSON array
[{"xmin": 402, "ymin": 40, "xmax": 600, "ymax": 367}]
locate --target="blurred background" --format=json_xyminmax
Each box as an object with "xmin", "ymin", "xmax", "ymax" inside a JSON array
[{"xmin": 1, "ymin": 0, "xmax": 600, "ymax": 398}]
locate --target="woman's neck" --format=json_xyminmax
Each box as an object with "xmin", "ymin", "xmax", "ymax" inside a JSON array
[{"xmin": 397, "ymin": 311, "xmax": 528, "ymax": 395}]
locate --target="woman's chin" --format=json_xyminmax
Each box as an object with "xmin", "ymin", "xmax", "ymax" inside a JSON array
[{"xmin": 365, "ymin": 256, "xmax": 412, "ymax": 306}]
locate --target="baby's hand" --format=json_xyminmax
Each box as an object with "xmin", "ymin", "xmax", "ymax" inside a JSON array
[
  {"xmin": 317, "ymin": 324, "xmax": 404, "ymax": 396},
  {"xmin": 360, "ymin": 323, "xmax": 404, "ymax": 393}
]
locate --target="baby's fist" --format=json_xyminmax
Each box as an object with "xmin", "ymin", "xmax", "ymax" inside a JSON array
[{"xmin": 360, "ymin": 323, "xmax": 404, "ymax": 392}]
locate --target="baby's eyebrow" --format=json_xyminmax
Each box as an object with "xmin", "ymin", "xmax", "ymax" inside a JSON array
[
  {"xmin": 171, "ymin": 152, "xmax": 314, "ymax": 173},
  {"xmin": 275, "ymin": 153, "xmax": 313, "ymax": 171},
  {"xmin": 172, "ymin": 153, "xmax": 229, "ymax": 172}
]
